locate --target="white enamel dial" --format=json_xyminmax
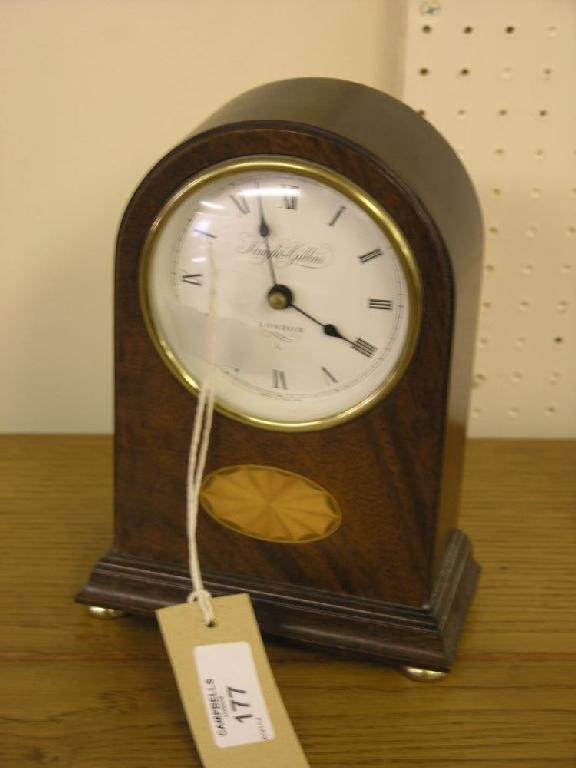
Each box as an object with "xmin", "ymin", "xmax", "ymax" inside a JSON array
[{"xmin": 143, "ymin": 158, "xmax": 420, "ymax": 430}]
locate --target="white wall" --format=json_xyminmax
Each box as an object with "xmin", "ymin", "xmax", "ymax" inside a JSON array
[
  {"xmin": 402, "ymin": 0, "xmax": 576, "ymax": 437},
  {"xmin": 0, "ymin": 0, "xmax": 406, "ymax": 432}
]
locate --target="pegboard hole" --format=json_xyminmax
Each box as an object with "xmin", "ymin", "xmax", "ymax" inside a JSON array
[
  {"xmin": 421, "ymin": 24, "xmax": 433, "ymax": 33},
  {"xmin": 548, "ymin": 371, "xmax": 561, "ymax": 384},
  {"xmin": 418, "ymin": 67, "xmax": 430, "ymax": 76},
  {"xmin": 546, "ymin": 406, "xmax": 557, "ymax": 415},
  {"xmin": 402, "ymin": 7, "xmax": 574, "ymax": 437},
  {"xmin": 471, "ymin": 407, "xmax": 482, "ymax": 419},
  {"xmin": 507, "ymin": 407, "xmax": 519, "ymax": 418}
]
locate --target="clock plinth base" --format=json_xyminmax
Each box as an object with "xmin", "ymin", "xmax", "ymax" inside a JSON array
[{"xmin": 76, "ymin": 530, "xmax": 479, "ymax": 671}]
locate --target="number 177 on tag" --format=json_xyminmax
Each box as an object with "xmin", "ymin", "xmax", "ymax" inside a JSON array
[{"xmin": 195, "ymin": 642, "xmax": 275, "ymax": 748}]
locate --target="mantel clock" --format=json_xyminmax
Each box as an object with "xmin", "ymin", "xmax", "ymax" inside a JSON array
[{"xmin": 77, "ymin": 78, "xmax": 483, "ymax": 673}]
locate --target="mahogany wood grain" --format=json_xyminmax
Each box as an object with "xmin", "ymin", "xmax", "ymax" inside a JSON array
[
  {"xmin": 78, "ymin": 80, "xmax": 483, "ymax": 667},
  {"xmin": 113, "ymin": 125, "xmax": 455, "ymax": 605},
  {"xmin": 1, "ymin": 437, "xmax": 574, "ymax": 767}
]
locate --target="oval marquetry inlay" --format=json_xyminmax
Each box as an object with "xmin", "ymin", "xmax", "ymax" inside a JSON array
[{"xmin": 200, "ymin": 464, "xmax": 341, "ymax": 544}]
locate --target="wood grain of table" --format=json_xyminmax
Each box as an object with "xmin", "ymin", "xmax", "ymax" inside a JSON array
[{"xmin": 1, "ymin": 436, "xmax": 575, "ymax": 767}]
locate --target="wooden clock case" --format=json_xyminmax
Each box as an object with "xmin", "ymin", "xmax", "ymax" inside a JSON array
[{"xmin": 77, "ymin": 79, "xmax": 484, "ymax": 672}]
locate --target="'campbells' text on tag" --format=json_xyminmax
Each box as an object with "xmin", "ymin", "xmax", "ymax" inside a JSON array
[
  {"xmin": 195, "ymin": 642, "xmax": 274, "ymax": 747},
  {"xmin": 156, "ymin": 593, "xmax": 310, "ymax": 768}
]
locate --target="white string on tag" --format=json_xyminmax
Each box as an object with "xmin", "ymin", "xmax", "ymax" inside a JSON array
[{"xmin": 186, "ymin": 245, "xmax": 218, "ymax": 626}]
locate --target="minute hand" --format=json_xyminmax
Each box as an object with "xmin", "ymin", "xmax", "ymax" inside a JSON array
[{"xmin": 257, "ymin": 194, "xmax": 278, "ymax": 285}]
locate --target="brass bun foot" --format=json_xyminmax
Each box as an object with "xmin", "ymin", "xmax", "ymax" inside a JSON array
[
  {"xmin": 401, "ymin": 666, "xmax": 447, "ymax": 682},
  {"xmin": 87, "ymin": 605, "xmax": 126, "ymax": 620}
]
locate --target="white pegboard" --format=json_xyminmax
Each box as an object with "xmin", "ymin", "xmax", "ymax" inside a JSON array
[{"xmin": 402, "ymin": 0, "xmax": 576, "ymax": 437}]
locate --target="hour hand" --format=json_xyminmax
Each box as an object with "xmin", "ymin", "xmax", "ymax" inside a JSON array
[
  {"xmin": 267, "ymin": 286, "xmax": 351, "ymax": 344},
  {"xmin": 297, "ymin": 309, "xmax": 350, "ymax": 344},
  {"xmin": 323, "ymin": 323, "xmax": 347, "ymax": 340}
]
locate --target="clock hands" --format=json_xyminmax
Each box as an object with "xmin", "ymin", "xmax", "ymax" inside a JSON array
[
  {"xmin": 256, "ymin": 189, "xmax": 353, "ymax": 348},
  {"xmin": 290, "ymin": 301, "xmax": 351, "ymax": 343},
  {"xmin": 256, "ymin": 191, "xmax": 278, "ymax": 286},
  {"xmin": 267, "ymin": 284, "xmax": 352, "ymax": 344}
]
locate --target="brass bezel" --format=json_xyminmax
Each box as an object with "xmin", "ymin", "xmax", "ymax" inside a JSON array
[{"xmin": 139, "ymin": 155, "xmax": 422, "ymax": 432}]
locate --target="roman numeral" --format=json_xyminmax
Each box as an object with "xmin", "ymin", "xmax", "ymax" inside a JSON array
[
  {"xmin": 351, "ymin": 338, "xmax": 377, "ymax": 358},
  {"xmin": 272, "ymin": 369, "xmax": 287, "ymax": 389},
  {"xmin": 358, "ymin": 248, "xmax": 383, "ymax": 263},
  {"xmin": 328, "ymin": 206, "xmax": 346, "ymax": 226},
  {"xmin": 282, "ymin": 186, "xmax": 298, "ymax": 210},
  {"xmin": 230, "ymin": 194, "xmax": 250, "ymax": 215},
  {"xmin": 182, "ymin": 273, "xmax": 202, "ymax": 285},
  {"xmin": 321, "ymin": 366, "xmax": 338, "ymax": 384},
  {"xmin": 369, "ymin": 298, "xmax": 393, "ymax": 310},
  {"xmin": 193, "ymin": 228, "xmax": 216, "ymax": 238}
]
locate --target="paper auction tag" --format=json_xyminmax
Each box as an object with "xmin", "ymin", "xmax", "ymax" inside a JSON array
[
  {"xmin": 157, "ymin": 593, "xmax": 310, "ymax": 768},
  {"xmin": 194, "ymin": 641, "xmax": 275, "ymax": 747}
]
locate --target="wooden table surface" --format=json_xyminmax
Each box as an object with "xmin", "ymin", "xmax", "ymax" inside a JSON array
[{"xmin": 1, "ymin": 436, "xmax": 575, "ymax": 767}]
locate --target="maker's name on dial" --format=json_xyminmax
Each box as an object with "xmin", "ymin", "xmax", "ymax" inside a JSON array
[{"xmin": 238, "ymin": 237, "xmax": 332, "ymax": 269}]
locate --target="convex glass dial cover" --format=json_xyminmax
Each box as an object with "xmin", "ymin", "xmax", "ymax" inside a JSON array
[{"xmin": 142, "ymin": 157, "xmax": 421, "ymax": 430}]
